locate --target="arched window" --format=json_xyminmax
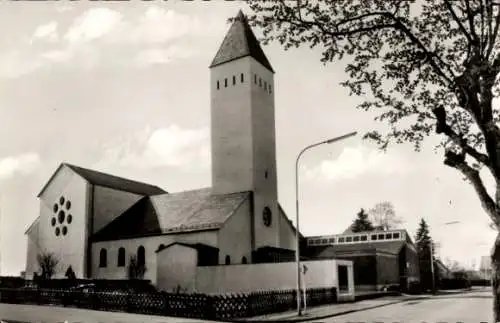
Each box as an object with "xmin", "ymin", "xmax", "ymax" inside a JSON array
[
  {"xmin": 137, "ymin": 246, "xmax": 145, "ymax": 266},
  {"xmin": 225, "ymin": 255, "xmax": 231, "ymax": 265},
  {"xmin": 240, "ymin": 73, "xmax": 244, "ymax": 83},
  {"xmin": 99, "ymin": 248, "xmax": 107, "ymax": 268},
  {"xmin": 232, "ymin": 75, "xmax": 236, "ymax": 85},
  {"xmin": 117, "ymin": 247, "xmax": 125, "ymax": 267},
  {"xmin": 242, "ymin": 256, "xmax": 248, "ymax": 264}
]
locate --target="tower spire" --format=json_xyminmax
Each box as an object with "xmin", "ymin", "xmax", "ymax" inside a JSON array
[{"xmin": 210, "ymin": 10, "xmax": 274, "ymax": 72}]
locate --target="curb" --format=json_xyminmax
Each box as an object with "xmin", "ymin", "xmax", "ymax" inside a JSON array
[
  {"xmin": 235, "ymin": 292, "xmax": 490, "ymax": 323},
  {"xmin": 234, "ymin": 298, "xmax": 415, "ymax": 323}
]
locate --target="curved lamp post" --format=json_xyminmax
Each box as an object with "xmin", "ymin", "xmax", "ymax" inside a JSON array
[{"xmin": 294, "ymin": 131, "xmax": 357, "ymax": 316}]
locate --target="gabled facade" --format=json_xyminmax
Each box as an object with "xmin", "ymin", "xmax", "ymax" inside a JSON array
[
  {"xmin": 25, "ymin": 163, "xmax": 167, "ymax": 279},
  {"xmin": 24, "ymin": 11, "xmax": 300, "ymax": 285}
]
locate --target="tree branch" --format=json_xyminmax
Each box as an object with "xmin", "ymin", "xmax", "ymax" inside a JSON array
[
  {"xmin": 444, "ymin": 150, "xmax": 499, "ymax": 225},
  {"xmin": 465, "ymin": 0, "xmax": 481, "ymax": 47},
  {"xmin": 444, "ymin": 0, "xmax": 473, "ymax": 44},
  {"xmin": 433, "ymin": 106, "xmax": 491, "ymax": 167},
  {"xmin": 488, "ymin": 3, "xmax": 500, "ymax": 62},
  {"xmin": 275, "ymin": 6, "xmax": 456, "ymax": 87}
]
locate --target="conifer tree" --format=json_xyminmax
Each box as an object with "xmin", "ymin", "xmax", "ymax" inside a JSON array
[
  {"xmin": 415, "ymin": 218, "xmax": 436, "ymax": 291},
  {"xmin": 351, "ymin": 208, "xmax": 375, "ymax": 232}
]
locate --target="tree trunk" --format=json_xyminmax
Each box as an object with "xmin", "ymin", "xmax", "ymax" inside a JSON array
[{"xmin": 491, "ymin": 232, "xmax": 500, "ymax": 322}]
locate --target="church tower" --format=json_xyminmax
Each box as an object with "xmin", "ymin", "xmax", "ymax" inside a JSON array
[{"xmin": 210, "ymin": 11, "xmax": 280, "ymax": 250}]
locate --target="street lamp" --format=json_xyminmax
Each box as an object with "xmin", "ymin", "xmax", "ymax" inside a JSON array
[
  {"xmin": 294, "ymin": 131, "xmax": 357, "ymax": 316},
  {"xmin": 430, "ymin": 221, "xmax": 460, "ymax": 293}
]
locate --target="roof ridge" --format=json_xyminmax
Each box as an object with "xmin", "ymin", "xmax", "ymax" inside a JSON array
[
  {"xmin": 209, "ymin": 11, "xmax": 274, "ymax": 72},
  {"xmin": 63, "ymin": 163, "xmax": 166, "ymax": 195}
]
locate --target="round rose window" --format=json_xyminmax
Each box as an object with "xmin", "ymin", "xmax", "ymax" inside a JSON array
[{"xmin": 51, "ymin": 196, "xmax": 73, "ymax": 237}]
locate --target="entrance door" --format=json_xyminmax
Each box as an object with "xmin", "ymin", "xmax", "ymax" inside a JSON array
[{"xmin": 338, "ymin": 265, "xmax": 349, "ymax": 293}]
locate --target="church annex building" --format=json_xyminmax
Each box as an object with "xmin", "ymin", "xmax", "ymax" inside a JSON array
[{"xmin": 24, "ymin": 11, "xmax": 356, "ymax": 296}]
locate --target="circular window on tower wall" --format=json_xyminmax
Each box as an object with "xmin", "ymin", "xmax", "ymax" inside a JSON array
[{"xmin": 263, "ymin": 207, "xmax": 272, "ymax": 227}]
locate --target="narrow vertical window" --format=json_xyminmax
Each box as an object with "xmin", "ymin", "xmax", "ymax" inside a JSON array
[
  {"xmin": 225, "ymin": 255, "xmax": 231, "ymax": 265},
  {"xmin": 241, "ymin": 73, "xmax": 244, "ymax": 83},
  {"xmin": 117, "ymin": 247, "xmax": 125, "ymax": 267},
  {"xmin": 254, "ymin": 74, "xmax": 257, "ymax": 84},
  {"xmin": 224, "ymin": 78, "xmax": 228, "ymax": 87},
  {"xmin": 232, "ymin": 75, "xmax": 236, "ymax": 85},
  {"xmin": 264, "ymin": 81, "xmax": 267, "ymax": 89},
  {"xmin": 269, "ymin": 85, "xmax": 272, "ymax": 94},
  {"xmin": 217, "ymin": 81, "xmax": 220, "ymax": 90},
  {"xmin": 99, "ymin": 248, "xmax": 107, "ymax": 268},
  {"xmin": 137, "ymin": 246, "xmax": 145, "ymax": 266},
  {"xmin": 259, "ymin": 78, "xmax": 262, "ymax": 87}
]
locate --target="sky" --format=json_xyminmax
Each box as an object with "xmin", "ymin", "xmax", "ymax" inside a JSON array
[{"xmin": 0, "ymin": 1, "xmax": 495, "ymax": 276}]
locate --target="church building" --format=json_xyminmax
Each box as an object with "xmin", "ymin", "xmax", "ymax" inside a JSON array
[{"xmin": 24, "ymin": 11, "xmax": 300, "ymax": 286}]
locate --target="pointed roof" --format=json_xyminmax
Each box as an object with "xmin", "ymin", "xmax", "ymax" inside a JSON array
[{"xmin": 210, "ymin": 10, "xmax": 274, "ymax": 73}]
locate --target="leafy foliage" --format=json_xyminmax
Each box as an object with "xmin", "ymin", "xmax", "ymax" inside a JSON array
[
  {"xmin": 245, "ymin": 2, "xmax": 500, "ymax": 314},
  {"xmin": 351, "ymin": 208, "xmax": 375, "ymax": 232},
  {"xmin": 36, "ymin": 252, "xmax": 59, "ymax": 279},
  {"xmin": 368, "ymin": 201, "xmax": 403, "ymax": 230},
  {"xmin": 245, "ymin": 0, "xmax": 500, "ymax": 227}
]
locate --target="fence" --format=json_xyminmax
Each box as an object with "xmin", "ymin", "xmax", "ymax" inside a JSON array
[{"xmin": 0, "ymin": 286, "xmax": 338, "ymax": 320}]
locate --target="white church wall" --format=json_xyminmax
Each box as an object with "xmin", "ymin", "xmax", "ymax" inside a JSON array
[
  {"xmin": 33, "ymin": 165, "xmax": 90, "ymax": 278},
  {"xmin": 91, "ymin": 230, "xmax": 218, "ymax": 284},
  {"xmin": 195, "ymin": 259, "xmax": 354, "ymax": 298},
  {"xmin": 248, "ymin": 57, "xmax": 280, "ymax": 250},
  {"xmin": 25, "ymin": 219, "xmax": 40, "ymax": 279},
  {"xmin": 211, "ymin": 56, "xmax": 255, "ymax": 195},
  {"xmin": 92, "ymin": 186, "xmax": 143, "ymax": 234},
  {"xmin": 217, "ymin": 197, "xmax": 252, "ymax": 265},
  {"xmin": 278, "ymin": 206, "xmax": 297, "ymax": 251},
  {"xmin": 156, "ymin": 244, "xmax": 197, "ymax": 293}
]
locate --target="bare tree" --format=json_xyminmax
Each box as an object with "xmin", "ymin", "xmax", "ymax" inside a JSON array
[
  {"xmin": 128, "ymin": 255, "xmax": 146, "ymax": 280},
  {"xmin": 245, "ymin": 1, "xmax": 500, "ymax": 317},
  {"xmin": 36, "ymin": 252, "xmax": 59, "ymax": 279},
  {"xmin": 369, "ymin": 201, "xmax": 404, "ymax": 230}
]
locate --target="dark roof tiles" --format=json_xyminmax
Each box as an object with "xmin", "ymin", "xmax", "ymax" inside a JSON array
[
  {"xmin": 92, "ymin": 188, "xmax": 251, "ymax": 241},
  {"xmin": 210, "ymin": 10, "xmax": 274, "ymax": 72},
  {"xmin": 65, "ymin": 163, "xmax": 166, "ymax": 196}
]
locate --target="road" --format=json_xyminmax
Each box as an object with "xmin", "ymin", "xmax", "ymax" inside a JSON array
[
  {"xmin": 330, "ymin": 290, "xmax": 492, "ymax": 323},
  {"xmin": 0, "ymin": 289, "xmax": 494, "ymax": 323}
]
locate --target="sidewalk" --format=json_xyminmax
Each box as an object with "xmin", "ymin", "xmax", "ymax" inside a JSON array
[
  {"xmin": 236, "ymin": 296, "xmax": 412, "ymax": 322},
  {"xmin": 0, "ymin": 303, "xmax": 219, "ymax": 323}
]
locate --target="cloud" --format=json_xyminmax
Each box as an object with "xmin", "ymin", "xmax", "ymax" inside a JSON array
[
  {"xmin": 95, "ymin": 125, "xmax": 210, "ymax": 171},
  {"xmin": 1, "ymin": 6, "xmax": 223, "ymax": 78},
  {"xmin": 304, "ymin": 145, "xmax": 408, "ymax": 182},
  {"xmin": 65, "ymin": 8, "xmax": 123, "ymax": 43},
  {"xmin": 0, "ymin": 50, "xmax": 44, "ymax": 78},
  {"xmin": 64, "ymin": 6, "xmax": 219, "ymax": 45},
  {"xmin": 31, "ymin": 21, "xmax": 59, "ymax": 42},
  {"xmin": 135, "ymin": 45, "xmax": 195, "ymax": 67},
  {"xmin": 0, "ymin": 153, "xmax": 42, "ymax": 180}
]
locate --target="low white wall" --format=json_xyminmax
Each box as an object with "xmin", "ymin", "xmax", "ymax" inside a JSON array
[
  {"xmin": 157, "ymin": 244, "xmax": 197, "ymax": 293},
  {"xmin": 195, "ymin": 259, "xmax": 354, "ymax": 297}
]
